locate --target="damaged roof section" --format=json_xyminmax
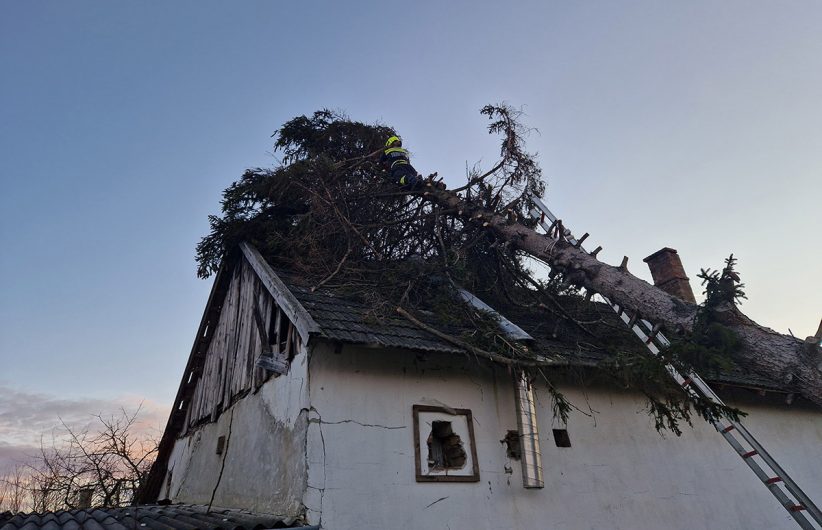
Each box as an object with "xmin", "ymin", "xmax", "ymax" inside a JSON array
[
  {"xmin": 277, "ymin": 272, "xmax": 798, "ymax": 395},
  {"xmin": 240, "ymin": 241, "xmax": 801, "ymax": 396},
  {"xmin": 457, "ymin": 289, "xmax": 533, "ymax": 341},
  {"xmin": 287, "ymin": 282, "xmax": 461, "ymax": 353}
]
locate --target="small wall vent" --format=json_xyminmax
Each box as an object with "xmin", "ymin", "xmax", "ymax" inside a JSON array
[{"xmin": 552, "ymin": 429, "xmax": 571, "ymax": 448}]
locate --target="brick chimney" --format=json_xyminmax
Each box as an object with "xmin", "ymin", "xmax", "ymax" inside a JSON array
[{"xmin": 643, "ymin": 248, "xmax": 696, "ymax": 304}]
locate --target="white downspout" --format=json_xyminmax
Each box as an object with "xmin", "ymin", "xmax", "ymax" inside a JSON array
[{"xmin": 514, "ymin": 370, "xmax": 544, "ymax": 488}]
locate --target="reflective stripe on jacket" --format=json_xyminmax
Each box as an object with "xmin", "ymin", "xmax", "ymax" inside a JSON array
[{"xmin": 381, "ymin": 147, "xmax": 410, "ymax": 169}]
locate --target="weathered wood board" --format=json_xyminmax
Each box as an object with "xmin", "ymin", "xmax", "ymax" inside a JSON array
[{"xmin": 187, "ymin": 255, "xmax": 299, "ymax": 426}]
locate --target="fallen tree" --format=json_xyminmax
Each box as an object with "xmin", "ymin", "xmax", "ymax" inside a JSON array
[
  {"xmin": 421, "ymin": 181, "xmax": 822, "ymax": 406},
  {"xmin": 196, "ymin": 106, "xmax": 822, "ymax": 430}
]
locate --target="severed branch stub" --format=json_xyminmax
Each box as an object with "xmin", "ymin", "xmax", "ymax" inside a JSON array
[{"xmin": 619, "ymin": 256, "xmax": 629, "ymax": 272}]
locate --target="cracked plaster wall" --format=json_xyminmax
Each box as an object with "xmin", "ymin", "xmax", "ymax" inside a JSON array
[
  {"xmin": 305, "ymin": 343, "xmax": 822, "ymax": 530},
  {"xmin": 160, "ymin": 345, "xmax": 310, "ymax": 517}
]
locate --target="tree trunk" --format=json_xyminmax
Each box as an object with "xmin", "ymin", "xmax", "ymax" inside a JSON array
[{"xmin": 425, "ymin": 187, "xmax": 822, "ymax": 407}]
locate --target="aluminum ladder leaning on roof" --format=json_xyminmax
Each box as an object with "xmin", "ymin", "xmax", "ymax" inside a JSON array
[{"xmin": 526, "ymin": 192, "xmax": 822, "ymax": 530}]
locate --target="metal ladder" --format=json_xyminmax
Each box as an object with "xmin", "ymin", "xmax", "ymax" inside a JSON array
[{"xmin": 527, "ymin": 194, "xmax": 822, "ymax": 529}]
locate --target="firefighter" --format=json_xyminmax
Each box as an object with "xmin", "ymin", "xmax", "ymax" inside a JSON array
[{"xmin": 380, "ymin": 136, "xmax": 423, "ymax": 189}]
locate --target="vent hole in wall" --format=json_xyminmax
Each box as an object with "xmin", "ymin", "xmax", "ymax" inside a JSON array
[
  {"xmin": 553, "ymin": 428, "xmax": 571, "ymax": 448},
  {"xmin": 502, "ymin": 430, "xmax": 521, "ymax": 460},
  {"xmin": 427, "ymin": 421, "xmax": 467, "ymax": 470}
]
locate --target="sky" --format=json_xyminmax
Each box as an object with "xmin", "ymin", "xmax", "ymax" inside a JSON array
[{"xmin": 1, "ymin": 1, "xmax": 820, "ymax": 471}]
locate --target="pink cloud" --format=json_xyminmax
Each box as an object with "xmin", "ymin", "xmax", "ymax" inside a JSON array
[{"xmin": 0, "ymin": 385, "xmax": 169, "ymax": 474}]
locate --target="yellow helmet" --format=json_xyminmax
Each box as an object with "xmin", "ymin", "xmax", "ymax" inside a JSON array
[{"xmin": 385, "ymin": 135, "xmax": 401, "ymax": 148}]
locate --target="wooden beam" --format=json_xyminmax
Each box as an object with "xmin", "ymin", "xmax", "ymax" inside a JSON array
[
  {"xmin": 239, "ymin": 242, "xmax": 322, "ymax": 344},
  {"xmin": 252, "ymin": 298, "xmax": 268, "ymax": 346},
  {"xmin": 256, "ymin": 354, "xmax": 290, "ymax": 374}
]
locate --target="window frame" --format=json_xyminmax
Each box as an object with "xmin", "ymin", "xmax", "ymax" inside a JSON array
[{"xmin": 412, "ymin": 404, "xmax": 480, "ymax": 482}]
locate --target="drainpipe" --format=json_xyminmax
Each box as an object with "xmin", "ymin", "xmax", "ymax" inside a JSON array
[{"xmin": 514, "ymin": 370, "xmax": 544, "ymax": 488}]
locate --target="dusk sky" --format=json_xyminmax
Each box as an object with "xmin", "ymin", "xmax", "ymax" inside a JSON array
[{"xmin": 1, "ymin": 1, "xmax": 820, "ymax": 471}]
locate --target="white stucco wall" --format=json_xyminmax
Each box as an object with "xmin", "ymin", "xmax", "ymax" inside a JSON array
[
  {"xmin": 160, "ymin": 345, "xmax": 311, "ymax": 516},
  {"xmin": 306, "ymin": 343, "xmax": 822, "ymax": 530}
]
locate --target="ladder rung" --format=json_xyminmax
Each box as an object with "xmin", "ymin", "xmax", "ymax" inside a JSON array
[
  {"xmin": 646, "ymin": 323, "xmax": 663, "ymax": 343},
  {"xmin": 526, "ymin": 194, "xmax": 822, "ymax": 528}
]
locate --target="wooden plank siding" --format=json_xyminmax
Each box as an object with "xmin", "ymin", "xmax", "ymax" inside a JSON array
[
  {"xmin": 139, "ymin": 245, "xmax": 311, "ymax": 502},
  {"xmin": 187, "ymin": 255, "xmax": 291, "ymax": 427}
]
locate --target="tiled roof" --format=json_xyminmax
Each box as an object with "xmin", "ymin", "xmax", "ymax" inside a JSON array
[
  {"xmin": 281, "ymin": 276, "xmax": 797, "ymax": 394},
  {"xmin": 288, "ymin": 283, "xmax": 463, "ymax": 354},
  {"xmin": 285, "ymin": 276, "xmax": 626, "ymax": 358},
  {"xmin": 0, "ymin": 505, "xmax": 314, "ymax": 530}
]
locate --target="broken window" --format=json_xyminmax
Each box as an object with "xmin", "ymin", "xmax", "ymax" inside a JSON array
[
  {"xmin": 255, "ymin": 306, "xmax": 298, "ymax": 380},
  {"xmin": 413, "ymin": 405, "xmax": 479, "ymax": 482},
  {"xmin": 427, "ymin": 421, "xmax": 467, "ymax": 470}
]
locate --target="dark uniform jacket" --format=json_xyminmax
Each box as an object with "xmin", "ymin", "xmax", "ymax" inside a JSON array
[
  {"xmin": 380, "ymin": 146, "xmax": 412, "ymax": 170},
  {"xmin": 381, "ymin": 146, "xmax": 419, "ymax": 186}
]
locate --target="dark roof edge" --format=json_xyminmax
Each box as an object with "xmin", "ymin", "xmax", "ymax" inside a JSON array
[
  {"xmin": 239, "ymin": 242, "xmax": 321, "ymax": 344},
  {"xmin": 310, "ymin": 336, "xmax": 806, "ymax": 401},
  {"xmin": 138, "ymin": 262, "xmax": 234, "ymax": 503}
]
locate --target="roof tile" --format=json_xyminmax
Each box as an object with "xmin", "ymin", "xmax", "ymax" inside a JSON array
[{"xmin": 0, "ymin": 505, "xmax": 311, "ymax": 530}]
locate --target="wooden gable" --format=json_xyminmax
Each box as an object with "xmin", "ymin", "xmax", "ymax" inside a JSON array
[{"xmin": 183, "ymin": 246, "xmax": 319, "ymax": 429}]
